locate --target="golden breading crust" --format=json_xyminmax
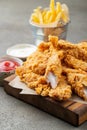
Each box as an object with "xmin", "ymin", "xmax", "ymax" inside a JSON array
[
  {"xmin": 67, "ymin": 73, "xmax": 87, "ymax": 100},
  {"xmin": 58, "ymin": 40, "xmax": 87, "ymax": 62},
  {"xmin": 78, "ymin": 41, "xmax": 87, "ymax": 51},
  {"xmin": 49, "ymin": 76, "xmax": 72, "ymax": 100},
  {"xmin": 16, "ymin": 36, "xmax": 87, "ymax": 101},
  {"xmin": 64, "ymin": 54, "xmax": 87, "ymax": 71}
]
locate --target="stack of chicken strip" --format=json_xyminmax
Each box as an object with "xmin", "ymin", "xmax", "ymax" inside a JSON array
[{"xmin": 16, "ymin": 36, "xmax": 87, "ymax": 101}]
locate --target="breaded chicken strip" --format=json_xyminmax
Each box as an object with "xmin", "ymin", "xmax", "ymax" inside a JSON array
[
  {"xmin": 62, "ymin": 67, "xmax": 87, "ymax": 100},
  {"xmin": 78, "ymin": 41, "xmax": 87, "ymax": 51},
  {"xmin": 64, "ymin": 49, "xmax": 87, "ymax": 62},
  {"xmin": 49, "ymin": 76, "xmax": 72, "ymax": 100},
  {"xmin": 58, "ymin": 39, "xmax": 76, "ymax": 50},
  {"xmin": 16, "ymin": 68, "xmax": 51, "ymax": 96},
  {"xmin": 45, "ymin": 51, "xmax": 63, "ymax": 88},
  {"xmin": 64, "ymin": 55, "xmax": 87, "ymax": 71},
  {"xmin": 62, "ymin": 67, "xmax": 87, "ymax": 75},
  {"xmin": 67, "ymin": 73, "xmax": 87, "ymax": 100},
  {"xmin": 57, "ymin": 40, "xmax": 87, "ymax": 62}
]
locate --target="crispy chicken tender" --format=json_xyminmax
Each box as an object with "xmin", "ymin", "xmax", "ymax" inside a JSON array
[
  {"xmin": 16, "ymin": 35, "xmax": 87, "ymax": 101},
  {"xmin": 78, "ymin": 41, "xmax": 87, "ymax": 51},
  {"xmin": 49, "ymin": 77, "xmax": 72, "ymax": 100},
  {"xmin": 62, "ymin": 67, "xmax": 87, "ymax": 75},
  {"xmin": 45, "ymin": 51, "xmax": 63, "ymax": 81},
  {"xmin": 57, "ymin": 40, "xmax": 87, "ymax": 62},
  {"xmin": 67, "ymin": 73, "xmax": 87, "ymax": 100},
  {"xmin": 64, "ymin": 55, "xmax": 87, "ymax": 71},
  {"xmin": 62, "ymin": 67, "xmax": 87, "ymax": 100},
  {"xmin": 25, "ymin": 51, "xmax": 50, "ymax": 75}
]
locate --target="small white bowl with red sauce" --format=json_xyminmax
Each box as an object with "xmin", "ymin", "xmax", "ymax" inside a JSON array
[{"xmin": 0, "ymin": 56, "xmax": 23, "ymax": 85}]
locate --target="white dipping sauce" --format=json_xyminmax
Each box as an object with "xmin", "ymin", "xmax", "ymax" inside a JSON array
[
  {"xmin": 7, "ymin": 44, "xmax": 37, "ymax": 58},
  {"xmin": 9, "ymin": 47, "xmax": 35, "ymax": 57}
]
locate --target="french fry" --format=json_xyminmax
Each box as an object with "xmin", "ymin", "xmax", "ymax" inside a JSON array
[
  {"xmin": 42, "ymin": 10, "xmax": 47, "ymax": 23},
  {"xmin": 30, "ymin": 0, "xmax": 69, "ymax": 24},
  {"xmin": 62, "ymin": 4, "xmax": 69, "ymax": 16},
  {"xmin": 31, "ymin": 14, "xmax": 40, "ymax": 23},
  {"xmin": 44, "ymin": 11, "xmax": 52, "ymax": 23},
  {"xmin": 61, "ymin": 10, "xmax": 68, "ymax": 23},
  {"xmin": 38, "ymin": 10, "xmax": 43, "ymax": 24},
  {"xmin": 56, "ymin": 2, "xmax": 62, "ymax": 14},
  {"xmin": 50, "ymin": 0, "xmax": 55, "ymax": 11},
  {"xmin": 48, "ymin": 13, "xmax": 54, "ymax": 23},
  {"xmin": 55, "ymin": 12, "xmax": 62, "ymax": 22}
]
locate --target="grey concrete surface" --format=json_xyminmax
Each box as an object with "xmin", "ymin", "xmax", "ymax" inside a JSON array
[{"xmin": 0, "ymin": 0, "xmax": 87, "ymax": 129}]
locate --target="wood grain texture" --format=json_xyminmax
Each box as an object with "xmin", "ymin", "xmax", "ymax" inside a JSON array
[{"xmin": 3, "ymin": 75, "xmax": 87, "ymax": 126}]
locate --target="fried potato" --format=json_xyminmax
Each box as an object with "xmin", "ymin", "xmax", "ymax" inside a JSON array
[{"xmin": 30, "ymin": 0, "xmax": 69, "ymax": 24}]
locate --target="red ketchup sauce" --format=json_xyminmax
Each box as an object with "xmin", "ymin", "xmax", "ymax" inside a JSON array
[{"xmin": 0, "ymin": 60, "xmax": 20, "ymax": 72}]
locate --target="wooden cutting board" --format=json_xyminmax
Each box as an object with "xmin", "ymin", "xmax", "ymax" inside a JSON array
[{"xmin": 3, "ymin": 74, "xmax": 87, "ymax": 126}]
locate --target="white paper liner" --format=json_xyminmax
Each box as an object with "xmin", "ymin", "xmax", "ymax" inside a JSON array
[
  {"xmin": 9, "ymin": 76, "xmax": 87, "ymax": 104},
  {"xmin": 9, "ymin": 76, "xmax": 37, "ymax": 95}
]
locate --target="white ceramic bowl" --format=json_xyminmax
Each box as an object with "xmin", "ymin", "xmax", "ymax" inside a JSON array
[
  {"xmin": 6, "ymin": 44, "xmax": 37, "ymax": 60},
  {"xmin": 0, "ymin": 56, "xmax": 23, "ymax": 85}
]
